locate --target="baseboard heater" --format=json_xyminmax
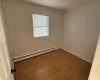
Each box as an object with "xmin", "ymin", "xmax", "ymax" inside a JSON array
[{"xmin": 13, "ymin": 47, "xmax": 58, "ymax": 62}]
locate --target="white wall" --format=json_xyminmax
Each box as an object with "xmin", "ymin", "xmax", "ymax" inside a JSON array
[
  {"xmin": 88, "ymin": 35, "xmax": 100, "ymax": 80},
  {"xmin": 64, "ymin": 0, "xmax": 100, "ymax": 63},
  {"xmin": 0, "ymin": 1, "xmax": 14, "ymax": 79},
  {"xmin": 2, "ymin": 0, "xmax": 64, "ymax": 58}
]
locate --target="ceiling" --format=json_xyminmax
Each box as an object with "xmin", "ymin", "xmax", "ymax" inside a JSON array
[{"xmin": 24, "ymin": 0, "xmax": 95, "ymax": 10}]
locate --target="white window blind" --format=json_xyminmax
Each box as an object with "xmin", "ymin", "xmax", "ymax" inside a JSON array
[{"xmin": 32, "ymin": 14, "xmax": 49, "ymax": 38}]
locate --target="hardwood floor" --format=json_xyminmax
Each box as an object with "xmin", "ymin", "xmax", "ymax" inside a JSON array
[{"xmin": 14, "ymin": 49, "xmax": 91, "ymax": 80}]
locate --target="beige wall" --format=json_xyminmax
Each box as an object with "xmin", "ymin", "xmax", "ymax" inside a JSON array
[
  {"xmin": 2, "ymin": 0, "xmax": 65, "ymax": 58},
  {"xmin": 2, "ymin": 0, "xmax": 99, "ymax": 63},
  {"xmin": 63, "ymin": 0, "xmax": 100, "ymax": 63}
]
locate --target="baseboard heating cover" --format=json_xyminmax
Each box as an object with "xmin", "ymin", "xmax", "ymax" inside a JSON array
[{"xmin": 13, "ymin": 47, "xmax": 58, "ymax": 62}]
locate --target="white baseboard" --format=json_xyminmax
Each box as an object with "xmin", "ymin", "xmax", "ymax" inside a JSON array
[
  {"xmin": 62, "ymin": 48, "xmax": 92, "ymax": 63},
  {"xmin": 13, "ymin": 47, "xmax": 58, "ymax": 62}
]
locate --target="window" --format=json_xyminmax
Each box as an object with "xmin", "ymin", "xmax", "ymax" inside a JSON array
[{"xmin": 32, "ymin": 14, "xmax": 49, "ymax": 38}]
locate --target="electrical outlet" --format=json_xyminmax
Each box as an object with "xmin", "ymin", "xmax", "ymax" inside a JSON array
[{"xmin": 68, "ymin": 45, "xmax": 71, "ymax": 49}]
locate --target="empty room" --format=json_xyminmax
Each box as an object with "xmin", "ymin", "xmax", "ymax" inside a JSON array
[{"xmin": 0, "ymin": 0, "xmax": 100, "ymax": 80}]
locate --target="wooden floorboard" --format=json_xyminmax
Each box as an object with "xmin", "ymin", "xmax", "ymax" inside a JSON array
[{"xmin": 14, "ymin": 49, "xmax": 91, "ymax": 80}]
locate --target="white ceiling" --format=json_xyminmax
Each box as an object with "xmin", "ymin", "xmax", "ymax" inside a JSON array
[{"xmin": 24, "ymin": 0, "xmax": 95, "ymax": 10}]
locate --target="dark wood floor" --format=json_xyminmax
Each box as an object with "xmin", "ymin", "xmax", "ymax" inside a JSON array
[{"xmin": 14, "ymin": 49, "xmax": 91, "ymax": 80}]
